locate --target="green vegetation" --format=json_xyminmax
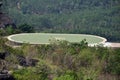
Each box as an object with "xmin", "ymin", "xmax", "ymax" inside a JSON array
[
  {"xmin": 0, "ymin": 0, "xmax": 120, "ymax": 80},
  {"xmin": 18, "ymin": 24, "xmax": 34, "ymax": 33},
  {"xmin": 8, "ymin": 33, "xmax": 105, "ymax": 44},
  {"xmin": 0, "ymin": 24, "xmax": 34, "ymax": 36},
  {"xmin": 2, "ymin": 0, "xmax": 120, "ymax": 42},
  {"xmin": 0, "ymin": 37, "xmax": 120, "ymax": 80}
]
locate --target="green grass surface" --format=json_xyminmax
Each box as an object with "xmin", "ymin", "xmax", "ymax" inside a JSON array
[{"xmin": 8, "ymin": 33, "xmax": 105, "ymax": 44}]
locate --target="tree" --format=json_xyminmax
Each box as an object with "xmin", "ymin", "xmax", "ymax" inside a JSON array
[
  {"xmin": 107, "ymin": 48, "xmax": 120, "ymax": 75},
  {"xmin": 5, "ymin": 25, "xmax": 14, "ymax": 34},
  {"xmin": 40, "ymin": 18, "xmax": 53, "ymax": 29},
  {"xmin": 54, "ymin": 70, "xmax": 78, "ymax": 80},
  {"xmin": 18, "ymin": 24, "xmax": 34, "ymax": 33}
]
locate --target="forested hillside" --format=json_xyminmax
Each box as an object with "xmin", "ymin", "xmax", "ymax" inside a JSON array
[
  {"xmin": 0, "ymin": 37, "xmax": 120, "ymax": 80},
  {"xmin": 2, "ymin": 0, "xmax": 120, "ymax": 42},
  {"xmin": 0, "ymin": 0, "xmax": 120, "ymax": 80}
]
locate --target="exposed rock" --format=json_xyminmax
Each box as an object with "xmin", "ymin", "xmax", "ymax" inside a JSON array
[
  {"xmin": 28, "ymin": 59, "xmax": 39, "ymax": 66},
  {"xmin": 0, "ymin": 1, "xmax": 16, "ymax": 29},
  {"xmin": 0, "ymin": 70, "xmax": 15, "ymax": 80},
  {"xmin": 0, "ymin": 70, "xmax": 8, "ymax": 74},
  {"xmin": 17, "ymin": 55, "xmax": 26, "ymax": 66},
  {"xmin": 0, "ymin": 52, "xmax": 39, "ymax": 66},
  {"xmin": 0, "ymin": 2, "xmax": 2, "ymax": 8},
  {"xmin": 0, "ymin": 52, "xmax": 10, "ymax": 60},
  {"xmin": 17, "ymin": 55, "xmax": 39, "ymax": 67},
  {"xmin": 0, "ymin": 13, "xmax": 16, "ymax": 29}
]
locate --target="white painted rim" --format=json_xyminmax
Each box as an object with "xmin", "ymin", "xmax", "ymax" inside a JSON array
[{"xmin": 7, "ymin": 33, "xmax": 107, "ymax": 45}]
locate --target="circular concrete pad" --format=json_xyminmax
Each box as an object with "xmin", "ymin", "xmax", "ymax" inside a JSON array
[{"xmin": 8, "ymin": 33, "xmax": 107, "ymax": 45}]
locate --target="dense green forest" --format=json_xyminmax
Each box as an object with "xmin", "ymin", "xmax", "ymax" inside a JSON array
[{"xmin": 1, "ymin": 0, "xmax": 120, "ymax": 42}]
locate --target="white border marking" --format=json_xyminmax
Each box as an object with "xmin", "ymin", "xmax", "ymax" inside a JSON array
[{"xmin": 7, "ymin": 33, "xmax": 107, "ymax": 45}]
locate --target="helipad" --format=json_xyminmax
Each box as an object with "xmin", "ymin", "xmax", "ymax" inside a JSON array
[{"xmin": 7, "ymin": 33, "xmax": 107, "ymax": 45}]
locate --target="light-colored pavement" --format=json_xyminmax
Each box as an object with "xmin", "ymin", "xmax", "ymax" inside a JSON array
[
  {"xmin": 104, "ymin": 42, "xmax": 120, "ymax": 48},
  {"xmin": 110, "ymin": 42, "xmax": 120, "ymax": 48}
]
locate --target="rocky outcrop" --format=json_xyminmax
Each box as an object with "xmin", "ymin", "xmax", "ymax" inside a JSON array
[
  {"xmin": 0, "ymin": 52, "xmax": 39, "ymax": 79},
  {"xmin": 17, "ymin": 55, "xmax": 39, "ymax": 66},
  {"xmin": 0, "ymin": 52, "xmax": 10, "ymax": 60},
  {"xmin": 0, "ymin": 1, "xmax": 16, "ymax": 29},
  {"xmin": 0, "ymin": 13, "xmax": 16, "ymax": 29},
  {"xmin": 0, "ymin": 52, "xmax": 39, "ymax": 67},
  {"xmin": 0, "ymin": 70, "xmax": 15, "ymax": 80}
]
